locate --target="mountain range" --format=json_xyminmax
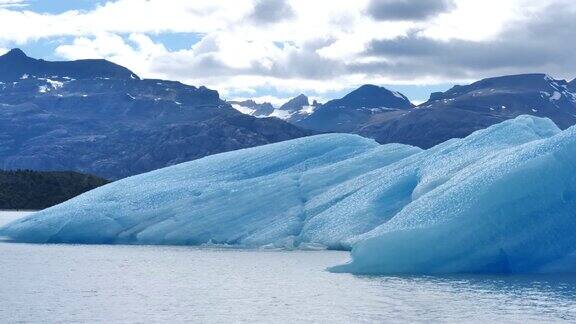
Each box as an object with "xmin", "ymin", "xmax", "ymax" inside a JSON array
[
  {"xmin": 0, "ymin": 49, "xmax": 311, "ymax": 179},
  {"xmin": 228, "ymin": 93, "xmax": 320, "ymax": 122},
  {"xmin": 2, "ymin": 48, "xmax": 576, "ymax": 179},
  {"xmin": 235, "ymin": 74, "xmax": 576, "ymax": 148}
]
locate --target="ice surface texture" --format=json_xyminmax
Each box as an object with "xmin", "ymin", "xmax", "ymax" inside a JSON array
[
  {"xmin": 333, "ymin": 116, "xmax": 576, "ymax": 274},
  {"xmin": 0, "ymin": 134, "xmax": 419, "ymax": 247},
  {"xmin": 3, "ymin": 115, "xmax": 576, "ymax": 274}
]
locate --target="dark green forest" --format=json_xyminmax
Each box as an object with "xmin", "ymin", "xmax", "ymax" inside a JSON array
[{"xmin": 0, "ymin": 170, "xmax": 109, "ymax": 210}]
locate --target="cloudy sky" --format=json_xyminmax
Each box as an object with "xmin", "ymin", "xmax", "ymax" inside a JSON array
[{"xmin": 0, "ymin": 0, "xmax": 575, "ymax": 105}]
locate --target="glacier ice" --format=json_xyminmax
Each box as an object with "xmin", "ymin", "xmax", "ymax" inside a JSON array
[
  {"xmin": 332, "ymin": 116, "xmax": 576, "ymax": 274},
  {"xmin": 0, "ymin": 134, "xmax": 419, "ymax": 247},
  {"xmin": 3, "ymin": 115, "xmax": 576, "ymax": 274}
]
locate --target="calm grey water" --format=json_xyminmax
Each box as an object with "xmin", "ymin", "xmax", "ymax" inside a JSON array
[{"xmin": 2, "ymin": 212, "xmax": 576, "ymax": 323}]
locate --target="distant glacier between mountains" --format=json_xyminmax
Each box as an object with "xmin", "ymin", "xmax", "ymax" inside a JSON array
[{"xmin": 3, "ymin": 115, "xmax": 576, "ymax": 275}]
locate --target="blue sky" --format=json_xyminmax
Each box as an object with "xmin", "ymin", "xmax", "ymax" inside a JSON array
[
  {"xmin": 24, "ymin": 0, "xmax": 97, "ymax": 13},
  {"xmin": 1, "ymin": 0, "xmax": 574, "ymax": 106}
]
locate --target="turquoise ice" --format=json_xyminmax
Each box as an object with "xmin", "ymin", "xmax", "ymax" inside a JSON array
[
  {"xmin": 334, "ymin": 116, "xmax": 576, "ymax": 274},
  {"xmin": 0, "ymin": 133, "xmax": 418, "ymax": 248}
]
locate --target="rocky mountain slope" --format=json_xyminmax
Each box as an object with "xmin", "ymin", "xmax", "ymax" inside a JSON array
[
  {"xmin": 239, "ymin": 74, "xmax": 576, "ymax": 149},
  {"xmin": 0, "ymin": 49, "xmax": 312, "ymax": 179},
  {"xmin": 358, "ymin": 74, "xmax": 576, "ymax": 148},
  {"xmin": 228, "ymin": 99, "xmax": 274, "ymax": 117},
  {"xmin": 294, "ymin": 84, "xmax": 414, "ymax": 133},
  {"xmin": 227, "ymin": 94, "xmax": 320, "ymax": 122}
]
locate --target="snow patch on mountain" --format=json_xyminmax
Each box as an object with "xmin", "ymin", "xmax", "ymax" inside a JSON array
[{"xmin": 231, "ymin": 103, "xmax": 257, "ymax": 116}]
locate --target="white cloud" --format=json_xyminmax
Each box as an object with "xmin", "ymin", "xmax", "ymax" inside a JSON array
[
  {"xmin": 0, "ymin": 0, "xmax": 27, "ymax": 9},
  {"xmin": 55, "ymin": 33, "xmax": 168, "ymax": 79},
  {"xmin": 0, "ymin": 0, "xmax": 414, "ymax": 44},
  {"xmin": 1, "ymin": 0, "xmax": 574, "ymax": 99},
  {"xmin": 421, "ymin": 0, "xmax": 539, "ymax": 41}
]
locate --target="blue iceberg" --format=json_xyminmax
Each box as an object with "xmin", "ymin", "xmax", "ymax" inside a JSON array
[
  {"xmin": 332, "ymin": 116, "xmax": 576, "ymax": 274},
  {"xmin": 0, "ymin": 133, "xmax": 419, "ymax": 247},
  {"xmin": 2, "ymin": 115, "xmax": 576, "ymax": 274}
]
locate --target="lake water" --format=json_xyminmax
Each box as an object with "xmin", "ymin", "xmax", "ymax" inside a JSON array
[{"xmin": 2, "ymin": 211, "xmax": 576, "ymax": 323}]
